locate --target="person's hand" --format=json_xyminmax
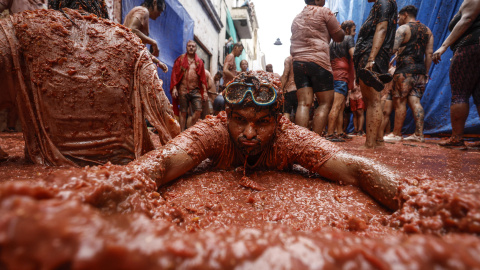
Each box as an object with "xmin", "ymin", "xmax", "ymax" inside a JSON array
[
  {"xmin": 364, "ymin": 60, "xmax": 374, "ymax": 70},
  {"xmin": 158, "ymin": 61, "xmax": 168, "ymax": 73},
  {"xmin": 423, "ymin": 75, "xmax": 429, "ymax": 85},
  {"xmin": 346, "ymin": 98, "xmax": 350, "ymax": 107},
  {"xmin": 172, "ymin": 87, "xmax": 178, "ymax": 99},
  {"xmin": 202, "ymin": 91, "xmax": 208, "ymax": 101},
  {"xmin": 433, "ymin": 46, "xmax": 447, "ymax": 64},
  {"xmin": 151, "ymin": 41, "xmax": 159, "ymax": 57}
]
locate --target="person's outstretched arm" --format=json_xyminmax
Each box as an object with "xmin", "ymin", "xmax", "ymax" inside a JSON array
[{"xmin": 316, "ymin": 151, "xmax": 399, "ymax": 211}]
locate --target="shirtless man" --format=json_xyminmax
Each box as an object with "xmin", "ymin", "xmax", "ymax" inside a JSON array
[
  {"xmin": 132, "ymin": 71, "xmax": 400, "ymax": 211},
  {"xmin": 266, "ymin": 64, "xmax": 281, "ymax": 80},
  {"xmin": 124, "ymin": 0, "xmax": 168, "ymax": 72},
  {"xmin": 0, "ymin": 8, "xmax": 179, "ymax": 165},
  {"xmin": 281, "ymin": 56, "xmax": 297, "ymax": 121},
  {"xmin": 384, "ymin": 5, "xmax": 433, "ymax": 143},
  {"xmin": 170, "ymin": 40, "xmax": 208, "ymax": 131},
  {"xmin": 223, "ymin": 42, "xmax": 244, "ymax": 85},
  {"xmin": 353, "ymin": 0, "xmax": 397, "ymax": 148},
  {"xmin": 240, "ymin": 60, "xmax": 248, "ymax": 72},
  {"xmin": 202, "ymin": 68, "xmax": 216, "ymax": 117}
]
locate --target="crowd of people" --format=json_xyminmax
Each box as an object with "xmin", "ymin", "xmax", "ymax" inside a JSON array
[{"xmin": 0, "ymin": 0, "xmax": 478, "ymax": 202}]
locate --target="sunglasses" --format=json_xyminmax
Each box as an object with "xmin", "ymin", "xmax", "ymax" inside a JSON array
[{"xmin": 225, "ymin": 82, "xmax": 277, "ymax": 106}]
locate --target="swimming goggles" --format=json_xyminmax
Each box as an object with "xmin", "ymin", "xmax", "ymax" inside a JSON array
[{"xmin": 225, "ymin": 82, "xmax": 277, "ymax": 106}]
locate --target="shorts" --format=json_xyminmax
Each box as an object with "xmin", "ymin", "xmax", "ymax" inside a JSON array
[
  {"xmin": 450, "ymin": 44, "xmax": 480, "ymax": 105},
  {"xmin": 393, "ymin": 73, "xmax": 426, "ymax": 99},
  {"xmin": 293, "ymin": 61, "xmax": 334, "ymax": 93},
  {"xmin": 213, "ymin": 94, "xmax": 225, "ymax": 112},
  {"xmin": 354, "ymin": 51, "xmax": 389, "ymax": 84},
  {"xmin": 334, "ymin": 80, "xmax": 348, "ymax": 96},
  {"xmin": 284, "ymin": 91, "xmax": 298, "ymax": 114},
  {"xmin": 179, "ymin": 88, "xmax": 203, "ymax": 113},
  {"xmin": 350, "ymin": 99, "xmax": 365, "ymax": 111}
]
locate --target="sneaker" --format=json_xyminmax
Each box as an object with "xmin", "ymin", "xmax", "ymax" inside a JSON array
[
  {"xmin": 2, "ymin": 127, "xmax": 15, "ymax": 133},
  {"xmin": 358, "ymin": 68, "xmax": 384, "ymax": 92},
  {"xmin": 438, "ymin": 138, "xmax": 466, "ymax": 149},
  {"xmin": 468, "ymin": 141, "xmax": 480, "ymax": 149},
  {"xmin": 357, "ymin": 130, "xmax": 365, "ymax": 136},
  {"xmin": 339, "ymin": 133, "xmax": 353, "ymax": 140},
  {"xmin": 404, "ymin": 134, "xmax": 425, "ymax": 143},
  {"xmin": 384, "ymin": 133, "xmax": 402, "ymax": 142}
]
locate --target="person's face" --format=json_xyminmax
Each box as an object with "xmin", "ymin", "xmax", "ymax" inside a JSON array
[
  {"xmin": 186, "ymin": 42, "xmax": 197, "ymax": 55},
  {"xmin": 349, "ymin": 25, "xmax": 356, "ymax": 36},
  {"xmin": 266, "ymin": 65, "xmax": 273, "ymax": 72},
  {"xmin": 240, "ymin": 61, "xmax": 248, "ymax": 72},
  {"xmin": 398, "ymin": 13, "xmax": 407, "ymax": 25},
  {"xmin": 314, "ymin": 0, "xmax": 325, "ymax": 6},
  {"xmin": 149, "ymin": 0, "xmax": 163, "ymax": 20},
  {"xmin": 234, "ymin": 46, "xmax": 244, "ymax": 57},
  {"xmin": 228, "ymin": 107, "xmax": 277, "ymax": 156}
]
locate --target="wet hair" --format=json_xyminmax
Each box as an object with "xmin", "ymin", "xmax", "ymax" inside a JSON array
[
  {"xmin": 304, "ymin": 0, "xmax": 315, "ymax": 4},
  {"xmin": 141, "ymin": 0, "xmax": 166, "ymax": 12},
  {"xmin": 49, "ymin": 0, "xmax": 109, "ymax": 19},
  {"xmin": 233, "ymin": 42, "xmax": 244, "ymax": 49},
  {"xmin": 215, "ymin": 71, "xmax": 223, "ymax": 78},
  {"xmin": 341, "ymin": 20, "xmax": 356, "ymax": 34},
  {"xmin": 399, "ymin": 5, "xmax": 418, "ymax": 18},
  {"xmin": 225, "ymin": 71, "xmax": 283, "ymax": 116}
]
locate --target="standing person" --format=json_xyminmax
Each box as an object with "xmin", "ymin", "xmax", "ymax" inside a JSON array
[
  {"xmin": 326, "ymin": 20, "xmax": 356, "ymax": 141},
  {"xmin": 384, "ymin": 5, "xmax": 434, "ymax": 143},
  {"xmin": 124, "ymin": 0, "xmax": 168, "ymax": 73},
  {"xmin": 349, "ymin": 83, "xmax": 365, "ymax": 136},
  {"xmin": 223, "ymin": 42, "xmax": 244, "ymax": 85},
  {"xmin": 281, "ymin": 55, "xmax": 297, "ymax": 121},
  {"xmin": 290, "ymin": 0, "xmax": 344, "ymax": 135},
  {"xmin": 202, "ymin": 69, "xmax": 216, "ymax": 117},
  {"xmin": 240, "ymin": 60, "xmax": 249, "ymax": 72},
  {"xmin": 353, "ymin": 0, "xmax": 397, "ymax": 148},
  {"xmin": 433, "ymin": 0, "xmax": 480, "ymax": 149},
  {"xmin": 170, "ymin": 40, "xmax": 208, "ymax": 131},
  {"xmin": 380, "ymin": 60, "xmax": 396, "ymax": 138}
]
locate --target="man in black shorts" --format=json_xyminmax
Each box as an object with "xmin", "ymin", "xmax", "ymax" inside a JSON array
[
  {"xmin": 353, "ymin": 0, "xmax": 397, "ymax": 148},
  {"xmin": 384, "ymin": 5, "xmax": 434, "ymax": 143}
]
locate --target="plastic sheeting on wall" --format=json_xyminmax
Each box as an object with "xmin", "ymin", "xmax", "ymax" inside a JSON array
[
  {"xmin": 122, "ymin": 0, "xmax": 194, "ymax": 102},
  {"xmin": 327, "ymin": 0, "xmax": 479, "ymax": 134}
]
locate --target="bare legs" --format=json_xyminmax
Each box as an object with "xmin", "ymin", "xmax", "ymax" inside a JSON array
[
  {"xmin": 408, "ymin": 96, "xmax": 425, "ymax": 136},
  {"xmin": 353, "ymin": 109, "xmax": 365, "ymax": 133},
  {"xmin": 327, "ymin": 92, "xmax": 346, "ymax": 136},
  {"xmin": 312, "ymin": 90, "xmax": 334, "ymax": 135},
  {"xmin": 295, "ymin": 87, "xmax": 314, "ymax": 128},
  {"xmin": 359, "ymin": 80, "xmax": 383, "ymax": 148},
  {"xmin": 392, "ymin": 96, "xmax": 407, "ymax": 136},
  {"xmin": 449, "ymin": 103, "xmax": 471, "ymax": 141},
  {"xmin": 379, "ymin": 99, "xmax": 392, "ymax": 138}
]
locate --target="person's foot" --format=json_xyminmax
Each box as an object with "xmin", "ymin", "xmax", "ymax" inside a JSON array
[
  {"xmin": 404, "ymin": 134, "xmax": 425, "ymax": 143},
  {"xmin": 384, "ymin": 133, "xmax": 402, "ymax": 142},
  {"xmin": 357, "ymin": 130, "xmax": 365, "ymax": 136},
  {"xmin": 438, "ymin": 138, "xmax": 466, "ymax": 149},
  {"xmin": 338, "ymin": 133, "xmax": 353, "ymax": 140},
  {"xmin": 325, "ymin": 134, "xmax": 345, "ymax": 142},
  {"xmin": 347, "ymin": 131, "xmax": 358, "ymax": 136}
]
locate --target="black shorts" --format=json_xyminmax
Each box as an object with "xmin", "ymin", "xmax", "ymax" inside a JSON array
[
  {"xmin": 450, "ymin": 44, "xmax": 480, "ymax": 105},
  {"xmin": 354, "ymin": 51, "xmax": 390, "ymax": 83},
  {"xmin": 284, "ymin": 91, "xmax": 298, "ymax": 114},
  {"xmin": 293, "ymin": 61, "xmax": 334, "ymax": 93}
]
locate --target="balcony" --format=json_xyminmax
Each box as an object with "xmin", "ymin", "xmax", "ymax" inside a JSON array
[{"xmin": 231, "ymin": 6, "xmax": 257, "ymax": 40}]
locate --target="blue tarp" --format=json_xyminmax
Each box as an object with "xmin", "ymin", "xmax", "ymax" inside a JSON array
[
  {"xmin": 122, "ymin": 0, "xmax": 194, "ymax": 102},
  {"xmin": 327, "ymin": 0, "xmax": 479, "ymax": 134}
]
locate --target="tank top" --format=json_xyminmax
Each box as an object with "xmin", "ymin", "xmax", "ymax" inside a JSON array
[
  {"xmin": 395, "ymin": 22, "xmax": 430, "ymax": 75},
  {"xmin": 449, "ymin": 12, "xmax": 480, "ymax": 51}
]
